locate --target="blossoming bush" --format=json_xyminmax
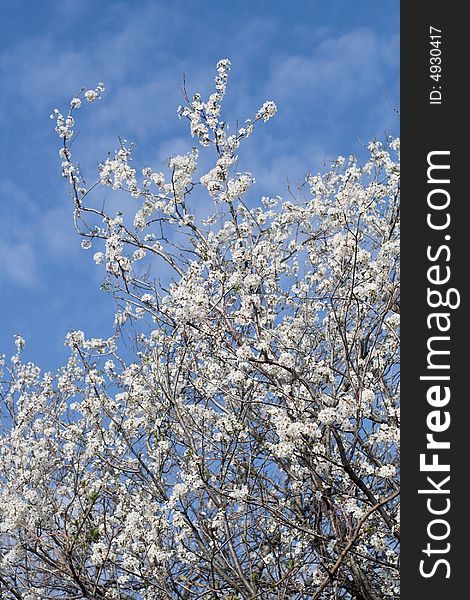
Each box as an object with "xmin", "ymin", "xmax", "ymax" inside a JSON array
[{"xmin": 0, "ymin": 60, "xmax": 399, "ymax": 599}]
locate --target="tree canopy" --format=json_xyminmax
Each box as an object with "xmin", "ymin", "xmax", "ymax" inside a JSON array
[{"xmin": 0, "ymin": 60, "xmax": 400, "ymax": 600}]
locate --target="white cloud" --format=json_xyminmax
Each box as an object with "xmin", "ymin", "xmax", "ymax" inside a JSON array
[
  {"xmin": 0, "ymin": 240, "xmax": 38, "ymax": 288},
  {"xmin": 268, "ymin": 27, "xmax": 398, "ymax": 109}
]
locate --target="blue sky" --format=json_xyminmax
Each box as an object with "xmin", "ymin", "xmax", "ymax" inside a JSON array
[{"xmin": 0, "ymin": 0, "xmax": 399, "ymax": 371}]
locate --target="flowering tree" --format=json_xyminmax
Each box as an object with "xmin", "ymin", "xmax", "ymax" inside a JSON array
[{"xmin": 0, "ymin": 60, "xmax": 400, "ymax": 599}]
